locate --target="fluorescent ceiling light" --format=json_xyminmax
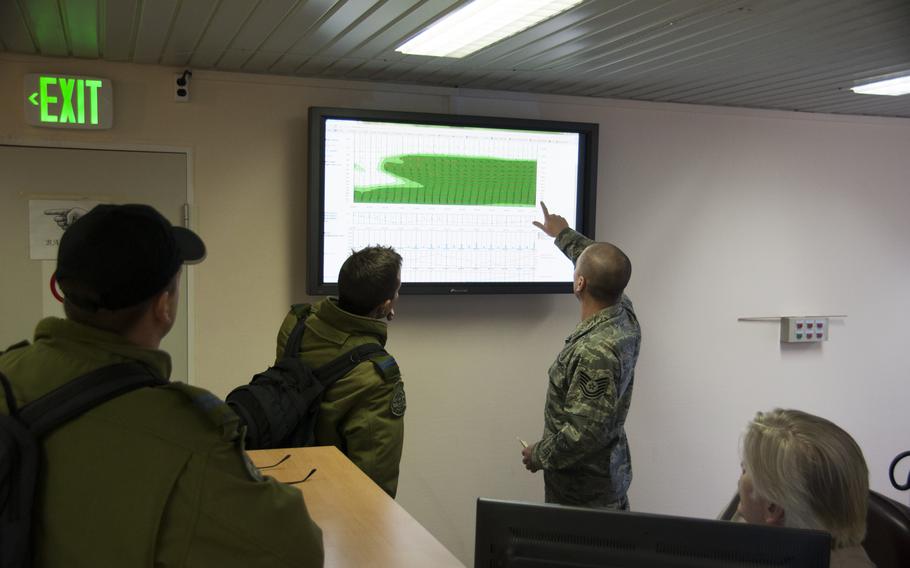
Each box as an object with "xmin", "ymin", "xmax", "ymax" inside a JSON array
[
  {"xmin": 396, "ymin": 0, "xmax": 583, "ymax": 58},
  {"xmin": 851, "ymin": 76, "xmax": 910, "ymax": 96}
]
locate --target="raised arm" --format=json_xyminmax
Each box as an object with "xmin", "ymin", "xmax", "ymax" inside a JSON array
[{"xmin": 532, "ymin": 201, "xmax": 594, "ymax": 263}]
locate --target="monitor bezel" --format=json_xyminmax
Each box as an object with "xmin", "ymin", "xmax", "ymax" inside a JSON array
[
  {"xmin": 306, "ymin": 106, "xmax": 599, "ymax": 296},
  {"xmin": 474, "ymin": 498, "xmax": 832, "ymax": 568}
]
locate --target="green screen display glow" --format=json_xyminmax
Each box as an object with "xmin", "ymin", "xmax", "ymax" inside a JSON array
[{"xmin": 354, "ymin": 154, "xmax": 537, "ymax": 206}]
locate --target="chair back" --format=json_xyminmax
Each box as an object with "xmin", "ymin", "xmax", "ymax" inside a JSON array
[{"xmin": 863, "ymin": 490, "xmax": 910, "ymax": 568}]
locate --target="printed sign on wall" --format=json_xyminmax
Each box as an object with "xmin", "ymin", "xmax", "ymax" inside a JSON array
[{"xmin": 29, "ymin": 199, "xmax": 100, "ymax": 260}]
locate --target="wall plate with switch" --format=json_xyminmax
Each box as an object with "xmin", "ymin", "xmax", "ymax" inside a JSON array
[{"xmin": 175, "ymin": 70, "xmax": 192, "ymax": 102}]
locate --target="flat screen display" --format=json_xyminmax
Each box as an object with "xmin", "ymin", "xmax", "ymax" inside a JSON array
[
  {"xmin": 475, "ymin": 498, "xmax": 832, "ymax": 568},
  {"xmin": 307, "ymin": 107, "xmax": 598, "ymax": 295}
]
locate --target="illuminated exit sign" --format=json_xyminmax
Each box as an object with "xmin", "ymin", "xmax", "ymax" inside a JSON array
[{"xmin": 24, "ymin": 74, "xmax": 113, "ymax": 129}]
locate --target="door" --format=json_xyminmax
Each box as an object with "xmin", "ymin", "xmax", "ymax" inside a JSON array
[{"xmin": 0, "ymin": 145, "xmax": 192, "ymax": 382}]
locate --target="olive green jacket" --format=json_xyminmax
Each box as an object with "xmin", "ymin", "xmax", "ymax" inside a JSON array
[
  {"xmin": 276, "ymin": 298, "xmax": 405, "ymax": 498},
  {"xmin": 0, "ymin": 318, "xmax": 323, "ymax": 567}
]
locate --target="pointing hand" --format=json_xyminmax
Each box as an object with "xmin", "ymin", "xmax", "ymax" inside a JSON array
[
  {"xmin": 531, "ymin": 201, "xmax": 569, "ymax": 238},
  {"xmin": 44, "ymin": 207, "xmax": 88, "ymax": 231}
]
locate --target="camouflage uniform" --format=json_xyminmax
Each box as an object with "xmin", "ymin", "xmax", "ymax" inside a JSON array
[
  {"xmin": 276, "ymin": 298, "xmax": 405, "ymax": 498},
  {"xmin": 530, "ymin": 228, "xmax": 641, "ymax": 509},
  {"xmin": 0, "ymin": 318, "xmax": 324, "ymax": 567}
]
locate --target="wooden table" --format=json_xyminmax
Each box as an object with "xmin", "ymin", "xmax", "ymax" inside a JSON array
[{"xmin": 248, "ymin": 446, "xmax": 465, "ymax": 568}]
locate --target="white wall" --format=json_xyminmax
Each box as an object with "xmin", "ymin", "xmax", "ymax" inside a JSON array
[{"xmin": 2, "ymin": 54, "xmax": 909, "ymax": 566}]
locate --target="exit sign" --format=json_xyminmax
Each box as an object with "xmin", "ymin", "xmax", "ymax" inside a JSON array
[{"xmin": 24, "ymin": 74, "xmax": 113, "ymax": 129}]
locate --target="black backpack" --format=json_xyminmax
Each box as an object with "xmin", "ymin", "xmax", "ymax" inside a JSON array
[
  {"xmin": 226, "ymin": 305, "xmax": 388, "ymax": 450},
  {"xmin": 0, "ymin": 362, "xmax": 163, "ymax": 568}
]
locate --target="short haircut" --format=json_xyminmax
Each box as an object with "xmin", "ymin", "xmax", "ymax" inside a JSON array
[
  {"xmin": 337, "ymin": 246, "xmax": 402, "ymax": 316},
  {"xmin": 742, "ymin": 408, "xmax": 869, "ymax": 548},
  {"xmin": 577, "ymin": 243, "xmax": 632, "ymax": 303},
  {"xmin": 63, "ymin": 272, "xmax": 179, "ymax": 334}
]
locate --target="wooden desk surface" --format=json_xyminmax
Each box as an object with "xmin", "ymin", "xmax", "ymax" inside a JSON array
[{"xmin": 249, "ymin": 446, "xmax": 465, "ymax": 568}]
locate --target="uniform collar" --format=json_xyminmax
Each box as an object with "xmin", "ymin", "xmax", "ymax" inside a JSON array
[
  {"xmin": 566, "ymin": 301, "xmax": 624, "ymax": 343},
  {"xmin": 315, "ymin": 298, "xmax": 388, "ymax": 345},
  {"xmin": 34, "ymin": 317, "xmax": 172, "ymax": 379}
]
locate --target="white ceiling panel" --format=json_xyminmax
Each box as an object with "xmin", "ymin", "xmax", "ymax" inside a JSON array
[
  {"xmin": 343, "ymin": 58, "xmax": 393, "ymax": 79},
  {"xmin": 259, "ymin": 0, "xmax": 340, "ymax": 73},
  {"xmin": 103, "ymin": 0, "xmax": 139, "ymax": 61},
  {"xmin": 287, "ymin": 0, "xmax": 381, "ymax": 57},
  {"xmin": 133, "ymin": 0, "xmax": 179, "ymax": 63},
  {"xmin": 241, "ymin": 0, "xmax": 335, "ymax": 72},
  {"xmin": 23, "ymin": 0, "xmax": 69, "ymax": 57},
  {"xmin": 2, "ymin": 0, "xmax": 908, "ymax": 118},
  {"xmin": 343, "ymin": 0, "xmax": 465, "ymax": 60},
  {"xmin": 320, "ymin": 56, "xmax": 366, "ymax": 77},
  {"xmin": 62, "ymin": 0, "xmax": 100, "ymax": 58},
  {"xmin": 318, "ymin": 0, "xmax": 423, "ymax": 58},
  {"xmin": 0, "ymin": 2, "xmax": 37, "ymax": 54},
  {"xmin": 188, "ymin": 1, "xmax": 259, "ymax": 69},
  {"xmin": 159, "ymin": 0, "xmax": 219, "ymax": 67},
  {"xmin": 214, "ymin": 0, "xmax": 298, "ymax": 70}
]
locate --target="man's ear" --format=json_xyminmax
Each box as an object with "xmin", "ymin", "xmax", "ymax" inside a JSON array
[
  {"xmin": 152, "ymin": 289, "xmax": 174, "ymax": 327},
  {"xmin": 764, "ymin": 502, "xmax": 786, "ymax": 526},
  {"xmin": 371, "ymin": 298, "xmax": 393, "ymax": 319},
  {"xmin": 574, "ymin": 275, "xmax": 586, "ymax": 295}
]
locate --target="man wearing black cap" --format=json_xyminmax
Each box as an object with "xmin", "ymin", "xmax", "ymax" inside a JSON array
[{"xmin": 0, "ymin": 204, "xmax": 323, "ymax": 566}]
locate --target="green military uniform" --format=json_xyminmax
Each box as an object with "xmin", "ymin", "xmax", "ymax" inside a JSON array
[
  {"xmin": 530, "ymin": 228, "xmax": 642, "ymax": 508},
  {"xmin": 276, "ymin": 298, "xmax": 405, "ymax": 498},
  {"xmin": 0, "ymin": 318, "xmax": 323, "ymax": 567}
]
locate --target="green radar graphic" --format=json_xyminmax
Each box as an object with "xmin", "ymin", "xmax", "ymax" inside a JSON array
[{"xmin": 354, "ymin": 154, "xmax": 537, "ymax": 206}]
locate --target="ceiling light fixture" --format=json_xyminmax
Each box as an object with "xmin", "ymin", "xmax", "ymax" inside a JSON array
[
  {"xmin": 396, "ymin": 0, "xmax": 583, "ymax": 58},
  {"xmin": 851, "ymin": 75, "xmax": 910, "ymax": 96}
]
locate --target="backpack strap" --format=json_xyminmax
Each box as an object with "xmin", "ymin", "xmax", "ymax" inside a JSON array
[
  {"xmin": 0, "ymin": 363, "xmax": 163, "ymax": 568},
  {"xmin": 1, "ymin": 340, "xmax": 30, "ymax": 355},
  {"xmin": 282, "ymin": 305, "xmax": 313, "ymax": 359},
  {"xmin": 0, "ymin": 371, "xmax": 18, "ymax": 416},
  {"xmin": 314, "ymin": 343, "xmax": 387, "ymax": 389},
  {"xmin": 17, "ymin": 363, "xmax": 165, "ymax": 437},
  {"xmin": 0, "ymin": 341, "xmax": 30, "ymax": 416}
]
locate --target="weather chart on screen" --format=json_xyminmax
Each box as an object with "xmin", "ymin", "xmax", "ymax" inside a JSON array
[{"xmin": 321, "ymin": 118, "xmax": 581, "ymax": 285}]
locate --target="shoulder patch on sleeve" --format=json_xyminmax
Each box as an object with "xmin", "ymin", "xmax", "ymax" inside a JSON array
[
  {"xmin": 390, "ymin": 381, "xmax": 406, "ymax": 417},
  {"xmin": 370, "ymin": 353, "xmax": 401, "ymax": 383},
  {"xmin": 578, "ymin": 371, "xmax": 609, "ymax": 400},
  {"xmin": 162, "ymin": 383, "xmax": 241, "ymax": 442}
]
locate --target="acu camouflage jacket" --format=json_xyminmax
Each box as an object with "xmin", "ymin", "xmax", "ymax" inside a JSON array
[{"xmin": 532, "ymin": 228, "xmax": 642, "ymax": 507}]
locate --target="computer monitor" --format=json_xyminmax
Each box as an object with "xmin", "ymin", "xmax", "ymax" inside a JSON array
[
  {"xmin": 475, "ymin": 498, "xmax": 832, "ymax": 568},
  {"xmin": 307, "ymin": 106, "xmax": 598, "ymax": 295}
]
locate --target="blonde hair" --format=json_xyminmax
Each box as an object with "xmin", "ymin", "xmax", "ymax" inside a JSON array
[{"xmin": 742, "ymin": 408, "xmax": 869, "ymax": 548}]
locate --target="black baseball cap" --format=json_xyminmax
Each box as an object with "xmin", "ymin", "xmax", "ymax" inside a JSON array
[{"xmin": 55, "ymin": 204, "xmax": 206, "ymax": 311}]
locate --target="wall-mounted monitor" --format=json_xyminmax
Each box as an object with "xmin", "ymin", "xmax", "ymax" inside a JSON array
[
  {"xmin": 475, "ymin": 498, "xmax": 832, "ymax": 568},
  {"xmin": 307, "ymin": 107, "xmax": 598, "ymax": 295}
]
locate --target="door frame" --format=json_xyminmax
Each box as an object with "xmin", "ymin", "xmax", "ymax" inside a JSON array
[{"xmin": 1, "ymin": 139, "xmax": 198, "ymax": 384}]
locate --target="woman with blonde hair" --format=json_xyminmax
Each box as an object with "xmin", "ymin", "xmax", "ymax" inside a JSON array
[{"xmin": 738, "ymin": 408, "xmax": 874, "ymax": 567}]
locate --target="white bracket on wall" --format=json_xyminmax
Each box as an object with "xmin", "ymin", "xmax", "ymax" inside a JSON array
[{"xmin": 737, "ymin": 315, "xmax": 847, "ymax": 343}]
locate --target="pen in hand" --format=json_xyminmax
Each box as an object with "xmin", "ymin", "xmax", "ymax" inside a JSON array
[{"xmin": 517, "ymin": 437, "xmax": 529, "ymax": 449}]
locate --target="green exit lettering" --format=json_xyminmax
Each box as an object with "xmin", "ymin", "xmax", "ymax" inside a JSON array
[
  {"xmin": 35, "ymin": 76, "xmax": 103, "ymax": 125},
  {"xmin": 24, "ymin": 74, "xmax": 111, "ymax": 129}
]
